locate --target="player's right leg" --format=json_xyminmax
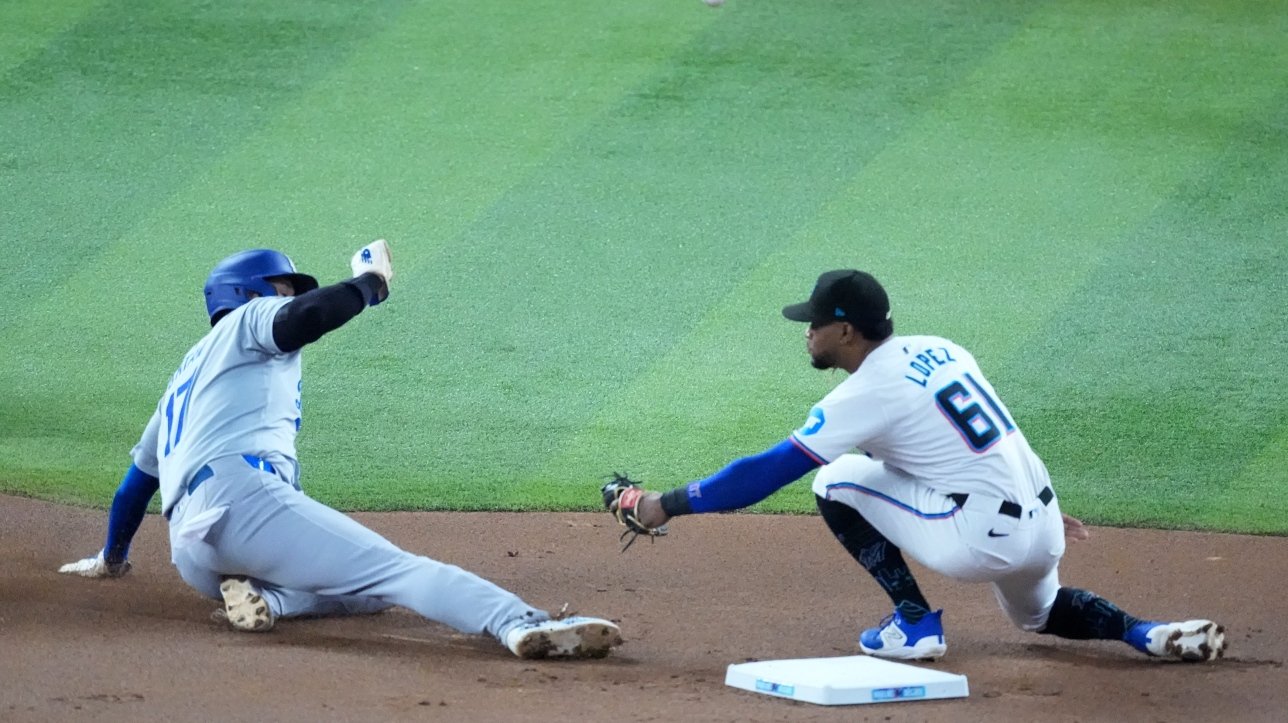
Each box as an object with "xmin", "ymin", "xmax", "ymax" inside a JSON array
[
  {"xmin": 987, "ymin": 501, "xmax": 1226, "ymax": 662},
  {"xmin": 812, "ymin": 454, "xmax": 972, "ymax": 660},
  {"xmin": 1025, "ymin": 587, "xmax": 1226, "ymax": 659},
  {"xmin": 1034, "ymin": 585, "xmax": 1226, "ymax": 662}
]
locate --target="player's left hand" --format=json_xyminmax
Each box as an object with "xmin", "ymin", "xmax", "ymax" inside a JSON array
[
  {"xmin": 58, "ymin": 549, "xmax": 132, "ymax": 578},
  {"xmin": 1062, "ymin": 513, "xmax": 1090, "ymax": 542},
  {"xmin": 350, "ymin": 239, "xmax": 393, "ymax": 305},
  {"xmin": 351, "ymin": 239, "xmax": 393, "ymax": 282},
  {"xmin": 601, "ymin": 473, "xmax": 669, "ymax": 551}
]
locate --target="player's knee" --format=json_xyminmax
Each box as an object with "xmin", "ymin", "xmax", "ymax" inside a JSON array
[
  {"xmin": 175, "ymin": 566, "xmax": 223, "ymax": 600},
  {"xmin": 811, "ymin": 454, "xmax": 880, "ymax": 498},
  {"xmin": 1002, "ymin": 605, "xmax": 1050, "ymax": 633},
  {"xmin": 815, "ymin": 493, "xmax": 858, "ymax": 534},
  {"xmin": 812, "ymin": 455, "xmax": 855, "ymax": 491},
  {"xmin": 810, "ymin": 469, "xmax": 835, "ymax": 498}
]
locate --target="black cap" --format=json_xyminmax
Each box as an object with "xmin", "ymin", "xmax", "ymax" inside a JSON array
[{"xmin": 782, "ymin": 269, "xmax": 892, "ymax": 336}]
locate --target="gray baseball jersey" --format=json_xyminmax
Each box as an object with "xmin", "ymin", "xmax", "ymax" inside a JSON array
[{"xmin": 132, "ymin": 297, "xmax": 301, "ymax": 515}]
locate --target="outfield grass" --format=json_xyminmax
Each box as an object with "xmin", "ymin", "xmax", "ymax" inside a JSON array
[{"xmin": 1, "ymin": 0, "xmax": 1285, "ymax": 534}]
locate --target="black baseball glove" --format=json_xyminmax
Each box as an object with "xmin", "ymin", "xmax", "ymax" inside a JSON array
[{"xmin": 601, "ymin": 473, "xmax": 668, "ymax": 552}]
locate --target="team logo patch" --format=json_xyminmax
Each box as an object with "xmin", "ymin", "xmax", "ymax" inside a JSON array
[{"xmin": 801, "ymin": 407, "xmax": 826, "ymax": 435}]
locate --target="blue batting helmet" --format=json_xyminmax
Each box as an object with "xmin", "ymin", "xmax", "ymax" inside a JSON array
[{"xmin": 203, "ymin": 249, "xmax": 319, "ymax": 324}]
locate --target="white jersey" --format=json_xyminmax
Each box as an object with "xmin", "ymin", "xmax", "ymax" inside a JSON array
[
  {"xmin": 131, "ymin": 297, "xmax": 303, "ymax": 515},
  {"xmin": 791, "ymin": 334, "xmax": 1050, "ymax": 503}
]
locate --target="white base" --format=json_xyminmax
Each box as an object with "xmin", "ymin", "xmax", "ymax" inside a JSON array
[{"xmin": 725, "ymin": 655, "xmax": 968, "ymax": 706}]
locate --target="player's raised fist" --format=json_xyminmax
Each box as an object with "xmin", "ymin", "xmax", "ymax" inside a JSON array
[{"xmin": 351, "ymin": 239, "xmax": 393, "ymax": 283}]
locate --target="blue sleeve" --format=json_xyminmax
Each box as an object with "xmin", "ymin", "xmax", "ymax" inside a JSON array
[
  {"xmin": 683, "ymin": 439, "xmax": 821, "ymax": 514},
  {"xmin": 103, "ymin": 464, "xmax": 160, "ymax": 564}
]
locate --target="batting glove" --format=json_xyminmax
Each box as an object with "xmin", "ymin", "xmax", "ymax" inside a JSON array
[
  {"xmin": 351, "ymin": 239, "xmax": 394, "ymax": 283},
  {"xmin": 58, "ymin": 549, "xmax": 132, "ymax": 578}
]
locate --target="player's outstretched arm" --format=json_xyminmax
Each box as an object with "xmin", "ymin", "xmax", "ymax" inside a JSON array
[
  {"xmin": 271, "ymin": 240, "xmax": 394, "ymax": 353},
  {"xmin": 602, "ymin": 441, "xmax": 818, "ymax": 551},
  {"xmin": 608, "ymin": 439, "xmax": 821, "ymax": 533},
  {"xmin": 659, "ymin": 439, "xmax": 820, "ymax": 517},
  {"xmin": 59, "ymin": 463, "xmax": 159, "ymax": 578}
]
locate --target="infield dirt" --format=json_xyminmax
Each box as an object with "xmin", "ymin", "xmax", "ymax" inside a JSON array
[{"xmin": 1, "ymin": 495, "xmax": 1282, "ymax": 722}]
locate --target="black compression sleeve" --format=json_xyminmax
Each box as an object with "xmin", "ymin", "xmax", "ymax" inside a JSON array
[
  {"xmin": 346, "ymin": 272, "xmax": 388, "ymax": 307},
  {"xmin": 659, "ymin": 487, "xmax": 693, "ymax": 517},
  {"xmin": 271, "ymin": 273, "xmax": 386, "ymax": 353}
]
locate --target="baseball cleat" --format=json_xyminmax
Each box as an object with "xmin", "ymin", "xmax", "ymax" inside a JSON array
[
  {"xmin": 216, "ymin": 576, "xmax": 275, "ymax": 633},
  {"xmin": 859, "ymin": 609, "xmax": 947, "ymax": 661},
  {"xmin": 58, "ymin": 550, "xmax": 132, "ymax": 578},
  {"xmin": 503, "ymin": 616, "xmax": 622, "ymax": 659},
  {"xmin": 1124, "ymin": 620, "xmax": 1226, "ymax": 662}
]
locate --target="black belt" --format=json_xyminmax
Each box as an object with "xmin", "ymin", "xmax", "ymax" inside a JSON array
[
  {"xmin": 949, "ymin": 486, "xmax": 1053, "ymax": 519},
  {"xmin": 165, "ymin": 455, "xmax": 276, "ymax": 520}
]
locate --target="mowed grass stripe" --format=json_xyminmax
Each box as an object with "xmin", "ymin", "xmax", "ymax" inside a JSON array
[
  {"xmin": 297, "ymin": 0, "xmax": 1040, "ymax": 510},
  {"xmin": 2, "ymin": 1, "xmax": 1282, "ymax": 532},
  {"xmin": 0, "ymin": 1, "xmax": 719, "ymax": 506},
  {"xmin": 0, "ymin": 0, "xmax": 414, "ymax": 304},
  {"xmin": 0, "ymin": 0, "xmax": 415, "ymax": 500},
  {"xmin": 1188, "ymin": 120, "xmax": 1288, "ymax": 533},
  {"xmin": 986, "ymin": 2, "xmax": 1288, "ymax": 532},
  {"xmin": 504, "ymin": 2, "xmax": 1049, "ymax": 508},
  {"xmin": 2, "ymin": 0, "xmax": 412, "ymax": 501},
  {"xmin": 114, "ymin": 0, "xmax": 722, "ymax": 273},
  {"xmin": 243, "ymin": 1, "xmax": 723, "ymax": 510},
  {"xmin": 1019, "ymin": 103, "xmax": 1288, "ymax": 532},
  {"xmin": 877, "ymin": 1, "xmax": 1288, "ymax": 531},
  {"xmin": 1220, "ymin": 424, "xmax": 1288, "ymax": 535},
  {"xmin": 525, "ymin": 1, "xmax": 1288, "ymax": 529},
  {"xmin": 0, "ymin": 1, "xmax": 100, "ymax": 73}
]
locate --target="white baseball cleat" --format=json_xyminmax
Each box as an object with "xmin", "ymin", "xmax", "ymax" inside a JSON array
[
  {"xmin": 216, "ymin": 576, "xmax": 275, "ymax": 633},
  {"xmin": 1126, "ymin": 619, "xmax": 1226, "ymax": 662},
  {"xmin": 503, "ymin": 616, "xmax": 623, "ymax": 659},
  {"xmin": 58, "ymin": 550, "xmax": 131, "ymax": 578}
]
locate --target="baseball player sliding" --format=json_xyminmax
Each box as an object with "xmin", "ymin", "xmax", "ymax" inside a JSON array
[
  {"xmin": 605, "ymin": 269, "xmax": 1226, "ymax": 663},
  {"xmin": 61, "ymin": 241, "xmax": 621, "ymax": 660}
]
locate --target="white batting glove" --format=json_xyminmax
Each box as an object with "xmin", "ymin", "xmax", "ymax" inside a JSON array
[
  {"xmin": 351, "ymin": 239, "xmax": 394, "ymax": 283},
  {"xmin": 58, "ymin": 549, "xmax": 132, "ymax": 578}
]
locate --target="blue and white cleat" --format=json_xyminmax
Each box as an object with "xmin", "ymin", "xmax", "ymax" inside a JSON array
[
  {"xmin": 1124, "ymin": 619, "xmax": 1226, "ymax": 662},
  {"xmin": 859, "ymin": 609, "xmax": 947, "ymax": 661},
  {"xmin": 503, "ymin": 615, "xmax": 623, "ymax": 659}
]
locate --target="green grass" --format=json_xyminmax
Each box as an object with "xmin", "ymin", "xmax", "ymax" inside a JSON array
[{"xmin": 1, "ymin": 0, "xmax": 1285, "ymax": 534}]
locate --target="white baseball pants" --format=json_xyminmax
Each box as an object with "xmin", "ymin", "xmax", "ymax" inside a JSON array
[{"xmin": 813, "ymin": 454, "xmax": 1066, "ymax": 631}]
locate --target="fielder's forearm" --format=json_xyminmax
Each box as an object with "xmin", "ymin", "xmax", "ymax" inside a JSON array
[
  {"xmin": 103, "ymin": 464, "xmax": 160, "ymax": 564},
  {"xmin": 659, "ymin": 438, "xmax": 820, "ymax": 516},
  {"xmin": 272, "ymin": 273, "xmax": 387, "ymax": 353}
]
